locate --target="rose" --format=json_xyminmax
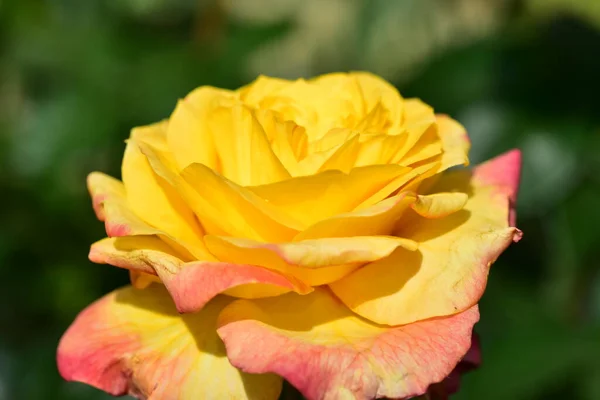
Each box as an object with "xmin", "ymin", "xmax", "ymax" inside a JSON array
[{"xmin": 57, "ymin": 72, "xmax": 521, "ymax": 400}]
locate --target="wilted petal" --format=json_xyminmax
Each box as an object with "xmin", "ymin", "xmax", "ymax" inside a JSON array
[
  {"xmin": 330, "ymin": 150, "xmax": 522, "ymax": 325},
  {"xmin": 57, "ymin": 285, "xmax": 282, "ymax": 399},
  {"xmin": 217, "ymin": 289, "xmax": 478, "ymax": 400}
]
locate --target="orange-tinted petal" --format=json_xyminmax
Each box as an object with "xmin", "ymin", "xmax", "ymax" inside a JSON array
[
  {"xmin": 330, "ymin": 150, "xmax": 522, "ymax": 325},
  {"xmin": 217, "ymin": 289, "xmax": 478, "ymax": 400},
  {"xmin": 58, "ymin": 285, "xmax": 282, "ymax": 399}
]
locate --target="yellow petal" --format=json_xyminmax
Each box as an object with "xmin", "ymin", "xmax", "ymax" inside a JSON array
[
  {"xmin": 87, "ymin": 172, "xmax": 155, "ymax": 237},
  {"xmin": 253, "ymin": 109, "xmax": 308, "ymax": 176},
  {"xmin": 411, "ymin": 192, "xmax": 469, "ymax": 218},
  {"xmin": 129, "ymin": 270, "xmax": 160, "ymax": 289},
  {"xmin": 206, "ymin": 104, "xmax": 291, "ymax": 185},
  {"xmin": 330, "ymin": 151, "xmax": 523, "ymax": 325},
  {"xmin": 205, "ymin": 234, "xmax": 417, "ymax": 273},
  {"xmin": 89, "ymin": 236, "xmax": 186, "ymax": 277},
  {"xmin": 180, "ymin": 163, "xmax": 302, "ymax": 241},
  {"xmin": 167, "ymin": 86, "xmax": 236, "ymax": 171},
  {"xmin": 348, "ymin": 72, "xmax": 404, "ymax": 126},
  {"xmin": 295, "ymin": 191, "xmax": 417, "ymax": 240},
  {"xmin": 393, "ymin": 98, "xmax": 437, "ymax": 158},
  {"xmin": 353, "ymin": 162, "xmax": 439, "ymax": 211},
  {"xmin": 437, "ymin": 114, "xmax": 471, "ymax": 170},
  {"xmin": 58, "ymin": 285, "xmax": 282, "ymax": 399},
  {"xmin": 122, "ymin": 122, "xmax": 209, "ymax": 258},
  {"xmin": 249, "ymin": 164, "xmax": 410, "ymax": 227},
  {"xmin": 217, "ymin": 288, "xmax": 478, "ymax": 400}
]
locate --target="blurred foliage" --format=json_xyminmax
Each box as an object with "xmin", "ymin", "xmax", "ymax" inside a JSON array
[{"xmin": 0, "ymin": 0, "xmax": 599, "ymax": 399}]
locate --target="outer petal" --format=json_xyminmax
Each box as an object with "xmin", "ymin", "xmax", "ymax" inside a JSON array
[
  {"xmin": 87, "ymin": 172, "xmax": 158, "ymax": 238},
  {"xmin": 164, "ymin": 261, "xmax": 313, "ymax": 313},
  {"xmin": 204, "ymin": 235, "xmax": 418, "ymax": 286},
  {"xmin": 89, "ymin": 236, "xmax": 186, "ymax": 276},
  {"xmin": 330, "ymin": 150, "xmax": 522, "ymax": 325},
  {"xmin": 217, "ymin": 289, "xmax": 479, "ymax": 400},
  {"xmin": 89, "ymin": 237, "xmax": 311, "ymax": 313},
  {"xmin": 57, "ymin": 285, "xmax": 282, "ymax": 400}
]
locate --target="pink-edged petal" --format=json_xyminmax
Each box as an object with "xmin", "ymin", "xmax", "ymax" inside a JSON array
[
  {"xmin": 58, "ymin": 285, "xmax": 282, "ymax": 399},
  {"xmin": 89, "ymin": 237, "xmax": 310, "ymax": 313},
  {"xmin": 473, "ymin": 148, "xmax": 521, "ymax": 226},
  {"xmin": 87, "ymin": 172, "xmax": 207, "ymax": 261},
  {"xmin": 426, "ymin": 333, "xmax": 481, "ymax": 399},
  {"xmin": 330, "ymin": 150, "xmax": 523, "ymax": 326},
  {"xmin": 162, "ymin": 261, "xmax": 313, "ymax": 313},
  {"xmin": 217, "ymin": 288, "xmax": 479, "ymax": 400},
  {"xmin": 87, "ymin": 172, "xmax": 158, "ymax": 238}
]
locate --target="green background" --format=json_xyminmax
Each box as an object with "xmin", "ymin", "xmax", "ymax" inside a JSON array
[{"xmin": 1, "ymin": 1, "xmax": 599, "ymax": 399}]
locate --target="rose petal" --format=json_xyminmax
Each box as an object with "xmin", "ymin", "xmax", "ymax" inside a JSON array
[
  {"xmin": 180, "ymin": 163, "xmax": 302, "ymax": 241},
  {"xmin": 90, "ymin": 237, "xmax": 310, "ymax": 313},
  {"xmin": 58, "ymin": 285, "xmax": 282, "ymax": 399},
  {"xmin": 87, "ymin": 172, "xmax": 156, "ymax": 238},
  {"xmin": 204, "ymin": 235, "xmax": 417, "ymax": 286},
  {"xmin": 411, "ymin": 192, "xmax": 469, "ymax": 219},
  {"xmin": 89, "ymin": 236, "xmax": 185, "ymax": 276},
  {"xmin": 206, "ymin": 104, "xmax": 291, "ymax": 185},
  {"xmin": 295, "ymin": 191, "xmax": 417, "ymax": 240},
  {"xmin": 249, "ymin": 164, "xmax": 411, "ymax": 227},
  {"xmin": 436, "ymin": 114, "xmax": 471, "ymax": 170},
  {"xmin": 122, "ymin": 123, "xmax": 209, "ymax": 257},
  {"xmin": 163, "ymin": 261, "xmax": 313, "ymax": 313},
  {"xmin": 167, "ymin": 86, "xmax": 235, "ymax": 171},
  {"xmin": 330, "ymin": 150, "xmax": 522, "ymax": 325},
  {"xmin": 217, "ymin": 288, "xmax": 478, "ymax": 400}
]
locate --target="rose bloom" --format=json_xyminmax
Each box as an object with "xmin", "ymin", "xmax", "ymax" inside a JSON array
[{"xmin": 57, "ymin": 72, "xmax": 521, "ymax": 400}]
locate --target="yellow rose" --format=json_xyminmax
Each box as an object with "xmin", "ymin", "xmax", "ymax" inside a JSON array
[{"xmin": 58, "ymin": 72, "xmax": 521, "ymax": 400}]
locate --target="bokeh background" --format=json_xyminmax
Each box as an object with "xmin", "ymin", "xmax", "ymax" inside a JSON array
[{"xmin": 1, "ymin": 0, "xmax": 599, "ymax": 399}]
